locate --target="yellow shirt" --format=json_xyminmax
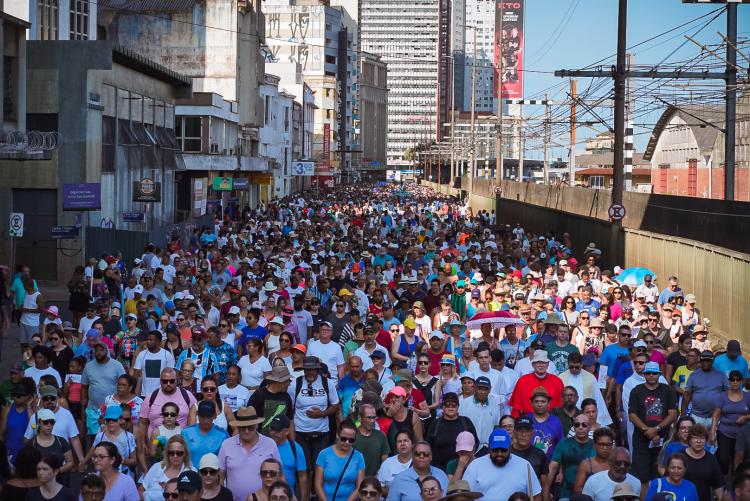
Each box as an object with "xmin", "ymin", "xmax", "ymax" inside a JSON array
[{"xmin": 672, "ymin": 365, "xmax": 694, "ymax": 390}]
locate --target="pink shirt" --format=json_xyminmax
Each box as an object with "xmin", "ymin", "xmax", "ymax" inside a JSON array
[
  {"xmin": 218, "ymin": 434, "xmax": 281, "ymax": 501},
  {"xmin": 138, "ymin": 388, "xmax": 197, "ymax": 436}
]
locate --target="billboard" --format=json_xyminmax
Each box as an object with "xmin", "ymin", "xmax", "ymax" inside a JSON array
[
  {"xmin": 292, "ymin": 161, "xmax": 315, "ymax": 176},
  {"xmin": 212, "ymin": 177, "xmax": 233, "ymax": 191},
  {"xmin": 494, "ymin": 0, "xmax": 525, "ymax": 99},
  {"xmin": 322, "ymin": 123, "xmax": 331, "ymax": 168}
]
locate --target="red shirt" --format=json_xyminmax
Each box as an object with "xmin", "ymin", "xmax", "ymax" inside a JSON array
[
  {"xmin": 508, "ymin": 372, "xmax": 564, "ymax": 418},
  {"xmin": 375, "ymin": 328, "xmax": 393, "ymax": 352},
  {"xmin": 427, "ymin": 349, "xmax": 448, "ymax": 376},
  {"xmin": 407, "ymin": 388, "xmax": 426, "ymax": 411}
]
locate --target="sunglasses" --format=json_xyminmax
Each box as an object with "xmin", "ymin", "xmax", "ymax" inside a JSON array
[
  {"xmin": 360, "ymin": 489, "xmax": 379, "ymax": 498},
  {"xmin": 104, "ymin": 418, "xmax": 118, "ymax": 423},
  {"xmin": 42, "ymin": 396, "xmax": 57, "ymax": 402},
  {"xmin": 167, "ymin": 450, "xmax": 185, "ymax": 457},
  {"xmin": 414, "ymin": 451, "xmax": 431, "ymax": 458},
  {"xmin": 161, "ymin": 379, "xmax": 176, "ymax": 384},
  {"xmin": 40, "ymin": 419, "xmax": 55, "ymax": 425},
  {"xmin": 163, "ymin": 494, "xmax": 179, "ymax": 500},
  {"xmin": 260, "ymin": 470, "xmax": 279, "ymax": 477},
  {"xmin": 162, "ymin": 412, "xmax": 178, "ymax": 418},
  {"xmin": 200, "ymin": 468, "xmax": 218, "ymax": 475},
  {"xmin": 417, "ymin": 361, "xmax": 430, "ymax": 365},
  {"xmin": 339, "ymin": 436, "xmax": 356, "ymax": 443},
  {"xmin": 573, "ymin": 422, "xmax": 589, "ymax": 428},
  {"xmin": 202, "ymin": 387, "xmax": 217, "ymax": 393}
]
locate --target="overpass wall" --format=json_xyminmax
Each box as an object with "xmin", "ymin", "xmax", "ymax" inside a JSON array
[{"xmin": 421, "ymin": 178, "xmax": 750, "ymax": 346}]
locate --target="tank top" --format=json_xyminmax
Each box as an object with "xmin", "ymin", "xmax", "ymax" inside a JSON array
[
  {"xmin": 20, "ymin": 292, "xmax": 41, "ymax": 326},
  {"xmin": 266, "ymin": 333, "xmax": 281, "ymax": 355},
  {"xmin": 397, "ymin": 336, "xmax": 418, "ymax": 358},
  {"xmin": 158, "ymin": 424, "xmax": 182, "ymax": 440},
  {"xmin": 6, "ymin": 405, "xmax": 30, "ymax": 458},
  {"xmin": 390, "ymin": 409, "xmax": 415, "ymax": 439}
]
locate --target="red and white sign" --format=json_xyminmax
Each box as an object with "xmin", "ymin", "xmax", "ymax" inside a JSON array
[
  {"xmin": 322, "ymin": 123, "xmax": 331, "ymax": 168},
  {"xmin": 495, "ymin": 0, "xmax": 525, "ymax": 99}
]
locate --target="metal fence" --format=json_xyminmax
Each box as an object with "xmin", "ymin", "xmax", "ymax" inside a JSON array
[
  {"xmin": 624, "ymin": 229, "xmax": 750, "ymax": 346},
  {"xmin": 148, "ymin": 214, "xmax": 214, "ymax": 250},
  {"xmin": 85, "ymin": 227, "xmax": 149, "ymax": 273}
]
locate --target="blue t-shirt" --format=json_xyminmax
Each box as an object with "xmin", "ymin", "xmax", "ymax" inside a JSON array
[
  {"xmin": 181, "ymin": 425, "xmax": 228, "ymax": 466},
  {"xmin": 645, "ymin": 476, "xmax": 699, "ymax": 501},
  {"xmin": 659, "ymin": 441, "xmax": 688, "ymax": 465},
  {"xmin": 615, "ymin": 361, "xmax": 635, "ymax": 385},
  {"xmin": 239, "ymin": 325, "xmax": 268, "ymax": 351},
  {"xmin": 316, "ymin": 447, "xmax": 366, "ymax": 501},
  {"xmin": 575, "ymin": 299, "xmax": 601, "ymax": 316},
  {"xmin": 600, "ymin": 344, "xmax": 630, "ymax": 377},
  {"xmin": 337, "ymin": 375, "xmax": 364, "ymax": 418},
  {"xmin": 278, "ymin": 440, "xmax": 306, "ymax": 494},
  {"xmin": 713, "ymin": 354, "xmax": 749, "ymax": 379},
  {"xmin": 528, "ymin": 414, "xmax": 565, "ymax": 461}
]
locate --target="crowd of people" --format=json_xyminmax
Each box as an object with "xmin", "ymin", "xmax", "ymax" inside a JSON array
[{"xmin": 0, "ymin": 182, "xmax": 747, "ymax": 501}]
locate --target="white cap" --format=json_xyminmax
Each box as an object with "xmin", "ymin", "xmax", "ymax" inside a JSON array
[
  {"xmin": 199, "ymin": 453, "xmax": 220, "ymax": 470},
  {"xmin": 531, "ymin": 350, "xmax": 550, "ymax": 363},
  {"xmin": 133, "ymin": 285, "xmax": 144, "ymax": 294},
  {"xmin": 37, "ymin": 409, "xmax": 56, "ymax": 421},
  {"xmin": 174, "ymin": 292, "xmax": 184, "ymax": 300},
  {"xmin": 228, "ymin": 306, "xmax": 241, "ymax": 315},
  {"xmin": 270, "ymin": 316, "xmax": 284, "ymax": 325}
]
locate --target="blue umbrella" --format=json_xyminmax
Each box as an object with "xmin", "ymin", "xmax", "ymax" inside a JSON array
[{"xmin": 615, "ymin": 267, "xmax": 657, "ymax": 287}]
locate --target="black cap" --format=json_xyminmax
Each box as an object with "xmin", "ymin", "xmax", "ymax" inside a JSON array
[
  {"xmin": 531, "ymin": 340, "xmax": 546, "ymax": 350},
  {"xmin": 370, "ymin": 349, "xmax": 386, "ymax": 359},
  {"xmin": 269, "ymin": 415, "xmax": 291, "ymax": 431},
  {"xmin": 515, "ymin": 416, "xmax": 534, "ymax": 430},
  {"xmin": 442, "ymin": 392, "xmax": 460, "ymax": 404},
  {"xmin": 474, "ymin": 376, "xmax": 491, "ymax": 388},
  {"xmin": 177, "ymin": 470, "xmax": 202, "ymax": 493}
]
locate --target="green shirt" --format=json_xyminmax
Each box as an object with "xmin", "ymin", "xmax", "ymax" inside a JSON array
[
  {"xmin": 354, "ymin": 429, "xmax": 390, "ymax": 476},
  {"xmin": 545, "ymin": 342, "xmax": 579, "ymax": 374},
  {"xmin": 550, "ymin": 437, "xmax": 594, "ymax": 498}
]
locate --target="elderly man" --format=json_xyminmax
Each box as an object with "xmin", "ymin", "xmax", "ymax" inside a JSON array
[
  {"xmin": 459, "ymin": 376, "xmax": 500, "ymax": 449},
  {"xmin": 582, "ymin": 447, "xmax": 641, "ymax": 501},
  {"xmin": 307, "ymin": 321, "xmax": 345, "ymax": 381},
  {"xmin": 218, "ymin": 407, "xmax": 280, "ymax": 501},
  {"xmin": 559, "ymin": 352, "xmax": 612, "ymax": 427},
  {"xmin": 386, "ymin": 441, "xmax": 449, "ymax": 501},
  {"xmin": 508, "ymin": 350, "xmax": 564, "ymax": 417}
]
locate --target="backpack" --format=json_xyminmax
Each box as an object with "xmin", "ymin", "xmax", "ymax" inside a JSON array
[
  {"xmin": 293, "ymin": 375, "xmax": 331, "ymax": 409},
  {"xmin": 149, "ymin": 387, "xmax": 192, "ymax": 408}
]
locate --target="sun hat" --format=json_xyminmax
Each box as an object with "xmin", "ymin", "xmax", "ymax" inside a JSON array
[
  {"xmin": 228, "ymin": 407, "xmax": 264, "ymax": 428},
  {"xmin": 531, "ymin": 350, "xmax": 550, "ymax": 363},
  {"xmin": 267, "ymin": 365, "xmax": 291, "ymax": 382},
  {"xmin": 437, "ymin": 480, "xmax": 482, "ymax": 501}
]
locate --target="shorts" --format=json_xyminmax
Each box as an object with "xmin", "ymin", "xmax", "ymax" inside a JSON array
[
  {"xmin": 68, "ymin": 402, "xmax": 82, "ymax": 419},
  {"xmin": 20, "ymin": 323, "xmax": 38, "ymax": 344},
  {"xmin": 86, "ymin": 406, "xmax": 102, "ymax": 435}
]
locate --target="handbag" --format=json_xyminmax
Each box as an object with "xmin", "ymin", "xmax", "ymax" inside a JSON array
[{"xmin": 331, "ymin": 450, "xmax": 355, "ymax": 501}]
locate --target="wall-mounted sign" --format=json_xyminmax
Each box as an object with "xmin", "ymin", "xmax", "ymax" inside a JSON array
[
  {"xmin": 293, "ymin": 161, "xmax": 315, "ymax": 176},
  {"xmin": 51, "ymin": 226, "xmax": 79, "ymax": 239},
  {"xmin": 133, "ymin": 178, "xmax": 161, "ymax": 202},
  {"xmin": 63, "ymin": 183, "xmax": 101, "ymax": 210},
  {"xmin": 212, "ymin": 177, "xmax": 233, "ymax": 191},
  {"xmin": 123, "ymin": 212, "xmax": 145, "ymax": 223},
  {"xmin": 232, "ymin": 178, "xmax": 250, "ymax": 190}
]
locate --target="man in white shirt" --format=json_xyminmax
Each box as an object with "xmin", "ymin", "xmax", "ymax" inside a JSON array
[
  {"xmin": 307, "ymin": 321, "xmax": 345, "ymax": 382},
  {"xmin": 582, "ymin": 447, "xmax": 641, "ymax": 501},
  {"xmin": 469, "ymin": 343, "xmax": 508, "ymax": 413},
  {"xmin": 634, "ymin": 275, "xmax": 659, "ymax": 304},
  {"xmin": 463, "ymin": 428, "xmax": 541, "ymax": 500},
  {"xmin": 459, "ymin": 376, "xmax": 500, "ymax": 447},
  {"xmin": 354, "ymin": 326, "xmax": 391, "ymax": 371},
  {"xmin": 133, "ymin": 330, "xmax": 176, "ymax": 397}
]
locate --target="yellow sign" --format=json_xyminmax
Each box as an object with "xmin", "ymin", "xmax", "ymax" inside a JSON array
[{"xmin": 249, "ymin": 173, "xmax": 272, "ymax": 185}]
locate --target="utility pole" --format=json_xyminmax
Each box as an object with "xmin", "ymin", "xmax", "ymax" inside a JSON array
[
  {"xmin": 495, "ymin": 0, "xmax": 504, "ymax": 184},
  {"xmin": 518, "ymin": 108, "xmax": 524, "ymax": 181},
  {"xmin": 612, "ymin": 0, "xmax": 627, "ymax": 210},
  {"xmin": 543, "ymin": 93, "xmax": 551, "ymax": 184},
  {"xmin": 470, "ymin": 27, "xmax": 477, "ymax": 193},
  {"xmin": 625, "ymin": 53, "xmax": 635, "ymax": 192},
  {"xmin": 450, "ymin": 56, "xmax": 456, "ymax": 185},
  {"xmin": 725, "ymin": 2, "xmax": 737, "ymax": 200},
  {"xmin": 569, "ymin": 80, "xmax": 577, "ymax": 186}
]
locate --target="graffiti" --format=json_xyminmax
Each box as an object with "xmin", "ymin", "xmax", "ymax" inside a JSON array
[
  {"xmin": 267, "ymin": 13, "xmax": 281, "ymax": 39},
  {"xmin": 289, "ymin": 12, "xmax": 310, "ymax": 42},
  {"xmin": 288, "ymin": 44, "xmax": 310, "ymax": 70}
]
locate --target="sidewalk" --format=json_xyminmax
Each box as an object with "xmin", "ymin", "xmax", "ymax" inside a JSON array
[{"xmin": 0, "ymin": 281, "xmax": 72, "ymax": 375}]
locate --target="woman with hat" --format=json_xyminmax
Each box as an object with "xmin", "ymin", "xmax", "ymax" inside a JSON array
[
  {"xmin": 29, "ymin": 408, "xmax": 75, "ymax": 481},
  {"xmin": 435, "ymin": 480, "xmax": 482, "ymax": 501},
  {"xmin": 314, "ymin": 419, "xmax": 366, "ymax": 501},
  {"xmin": 433, "ymin": 355, "xmax": 461, "ymax": 409},
  {"xmin": 84, "ymin": 405, "xmax": 136, "ymax": 476},
  {"xmin": 384, "ymin": 386, "xmax": 423, "ymax": 450},
  {"xmin": 391, "ymin": 318, "xmax": 419, "ymax": 365}
]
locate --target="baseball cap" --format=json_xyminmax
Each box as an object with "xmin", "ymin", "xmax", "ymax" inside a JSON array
[
  {"xmin": 643, "ymin": 362, "xmax": 661, "ymax": 374},
  {"xmin": 488, "ymin": 428, "xmax": 512, "ymax": 450},
  {"xmin": 455, "ymin": 431, "xmax": 475, "ymax": 453},
  {"xmin": 104, "ymin": 406, "xmax": 123, "ymax": 420},
  {"xmin": 197, "ymin": 400, "xmax": 215, "ymax": 417},
  {"xmin": 700, "ymin": 350, "xmax": 715, "ymax": 360},
  {"xmin": 269, "ymin": 414, "xmax": 291, "ymax": 431},
  {"xmin": 455, "ymin": 280, "xmax": 466, "ymax": 288},
  {"xmin": 387, "ymin": 386, "xmax": 408, "ymax": 398},
  {"xmin": 177, "ymin": 470, "xmax": 202, "ymax": 493},
  {"xmin": 37, "ymin": 409, "xmax": 56, "ymax": 422},
  {"xmin": 199, "ymin": 453, "xmax": 220, "ymax": 471},
  {"xmin": 429, "ymin": 330, "xmax": 443, "ymax": 340},
  {"xmin": 442, "ymin": 392, "xmax": 460, "ymax": 404},
  {"xmin": 471, "ymin": 289, "xmax": 481, "ymax": 298},
  {"xmin": 515, "ymin": 416, "xmax": 534, "ymax": 430},
  {"xmin": 474, "ymin": 376, "xmax": 491, "ymax": 389},
  {"xmin": 39, "ymin": 385, "xmax": 57, "ymax": 398},
  {"xmin": 291, "ymin": 343, "xmax": 307, "ymax": 354},
  {"xmin": 228, "ymin": 306, "xmax": 241, "ymax": 315},
  {"xmin": 728, "ymin": 340, "xmax": 742, "ymax": 357},
  {"xmin": 9, "ymin": 363, "xmax": 23, "ymax": 374},
  {"xmin": 403, "ymin": 317, "xmax": 417, "ymax": 329},
  {"xmin": 370, "ymin": 349, "xmax": 386, "ymax": 359},
  {"xmin": 633, "ymin": 340, "xmax": 647, "ymax": 349}
]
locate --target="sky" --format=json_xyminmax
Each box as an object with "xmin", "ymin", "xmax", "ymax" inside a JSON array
[{"xmin": 515, "ymin": 0, "xmax": 745, "ymax": 159}]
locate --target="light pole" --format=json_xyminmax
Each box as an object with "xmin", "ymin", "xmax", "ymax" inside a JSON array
[{"xmin": 440, "ymin": 54, "xmax": 456, "ymax": 186}]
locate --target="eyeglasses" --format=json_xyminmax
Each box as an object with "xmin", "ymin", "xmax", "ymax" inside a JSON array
[
  {"xmin": 202, "ymin": 387, "xmax": 217, "ymax": 393},
  {"xmin": 634, "ymin": 361, "xmax": 647, "ymax": 366},
  {"xmin": 260, "ymin": 469, "xmax": 279, "ymax": 477},
  {"xmin": 360, "ymin": 489, "xmax": 380, "ymax": 498},
  {"xmin": 442, "ymin": 402, "xmax": 458, "ymax": 408},
  {"xmin": 620, "ymin": 332, "xmax": 631, "ymax": 337},
  {"xmin": 162, "ymin": 412, "xmax": 178, "ymax": 418},
  {"xmin": 573, "ymin": 422, "xmax": 589, "ymax": 428},
  {"xmin": 161, "ymin": 379, "xmax": 176, "ymax": 384},
  {"xmin": 167, "ymin": 450, "xmax": 185, "ymax": 457},
  {"xmin": 417, "ymin": 361, "xmax": 430, "ymax": 365},
  {"xmin": 339, "ymin": 436, "xmax": 356, "ymax": 443},
  {"xmin": 42, "ymin": 396, "xmax": 57, "ymax": 402},
  {"xmin": 580, "ymin": 316, "xmax": 589, "ymax": 320},
  {"xmin": 163, "ymin": 493, "xmax": 179, "ymax": 500},
  {"xmin": 414, "ymin": 451, "xmax": 431, "ymax": 458},
  {"xmin": 200, "ymin": 468, "xmax": 218, "ymax": 476},
  {"xmin": 40, "ymin": 419, "xmax": 55, "ymax": 425},
  {"xmin": 422, "ymin": 487, "xmax": 438, "ymax": 495},
  {"xmin": 645, "ymin": 340, "xmax": 655, "ymax": 344},
  {"xmin": 92, "ymin": 455, "xmax": 110, "ymax": 461}
]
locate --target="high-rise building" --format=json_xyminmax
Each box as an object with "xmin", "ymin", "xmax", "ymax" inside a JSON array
[
  {"xmin": 462, "ymin": 0, "xmax": 496, "ymax": 113},
  {"xmin": 360, "ymin": 0, "xmax": 449, "ymax": 168}
]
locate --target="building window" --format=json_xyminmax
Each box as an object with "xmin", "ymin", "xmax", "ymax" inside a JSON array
[
  {"xmin": 284, "ymin": 107, "xmax": 290, "ymax": 132},
  {"xmin": 37, "ymin": 0, "xmax": 59, "ymax": 40},
  {"xmin": 70, "ymin": 0, "xmax": 89, "ymax": 40},
  {"xmin": 264, "ymin": 95, "xmax": 271, "ymax": 125},
  {"xmin": 590, "ymin": 175, "xmax": 605, "ymax": 189},
  {"xmin": 3, "ymin": 57, "xmax": 14, "ymax": 121},
  {"xmin": 176, "ymin": 116, "xmax": 202, "ymax": 152}
]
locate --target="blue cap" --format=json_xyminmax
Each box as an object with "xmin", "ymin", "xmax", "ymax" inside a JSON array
[
  {"xmin": 104, "ymin": 405, "xmax": 123, "ymax": 420},
  {"xmin": 370, "ymin": 349, "xmax": 386, "ymax": 359},
  {"xmin": 164, "ymin": 300, "xmax": 175, "ymax": 310},
  {"xmin": 469, "ymin": 279, "xmax": 478, "ymax": 285},
  {"xmin": 456, "ymin": 280, "xmax": 466, "ymax": 288},
  {"xmin": 86, "ymin": 328, "xmax": 100, "ymax": 339},
  {"xmin": 643, "ymin": 361, "xmax": 661, "ymax": 374},
  {"xmin": 489, "ymin": 428, "xmax": 511, "ymax": 450},
  {"xmin": 457, "ymin": 272, "xmax": 467, "ymax": 279},
  {"xmin": 500, "ymin": 303, "xmax": 510, "ymax": 311}
]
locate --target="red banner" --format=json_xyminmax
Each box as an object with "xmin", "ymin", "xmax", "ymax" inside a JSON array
[
  {"xmin": 322, "ymin": 123, "xmax": 330, "ymax": 168},
  {"xmin": 494, "ymin": 0, "xmax": 524, "ymax": 99}
]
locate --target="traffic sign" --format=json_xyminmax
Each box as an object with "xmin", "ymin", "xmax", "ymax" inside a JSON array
[
  {"xmin": 608, "ymin": 204, "xmax": 626, "ymax": 221},
  {"xmin": 9, "ymin": 213, "xmax": 23, "ymax": 237}
]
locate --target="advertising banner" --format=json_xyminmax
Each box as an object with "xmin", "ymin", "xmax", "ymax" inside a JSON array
[
  {"xmin": 133, "ymin": 178, "xmax": 161, "ymax": 203},
  {"xmin": 494, "ymin": 0, "xmax": 525, "ymax": 99},
  {"xmin": 63, "ymin": 183, "xmax": 101, "ymax": 210},
  {"xmin": 322, "ymin": 123, "xmax": 330, "ymax": 168},
  {"xmin": 232, "ymin": 178, "xmax": 250, "ymax": 190},
  {"xmin": 292, "ymin": 161, "xmax": 315, "ymax": 176},
  {"xmin": 212, "ymin": 177, "xmax": 233, "ymax": 191}
]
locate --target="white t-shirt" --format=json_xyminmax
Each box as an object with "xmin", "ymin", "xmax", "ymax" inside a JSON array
[
  {"xmin": 285, "ymin": 285, "xmax": 306, "ymax": 302},
  {"xmin": 354, "ymin": 344, "xmax": 392, "ymax": 371},
  {"xmin": 78, "ymin": 315, "xmax": 100, "ymax": 335},
  {"xmin": 289, "ymin": 375, "xmax": 340, "ymax": 433},
  {"xmin": 582, "ymin": 471, "xmax": 642, "ymax": 501},
  {"xmin": 377, "ymin": 455, "xmax": 412, "ymax": 490},
  {"xmin": 291, "ymin": 310, "xmax": 314, "ymax": 344},
  {"xmin": 307, "ymin": 340, "xmax": 344, "ymax": 382},
  {"xmin": 218, "ymin": 383, "xmax": 251, "ymax": 413},
  {"xmin": 25, "ymin": 407, "xmax": 79, "ymax": 440},
  {"xmin": 134, "ymin": 349, "xmax": 175, "ymax": 397},
  {"xmin": 158, "ymin": 264, "xmax": 176, "ymax": 284},
  {"xmin": 464, "ymin": 454, "xmax": 542, "ymax": 500},
  {"xmin": 238, "ymin": 355, "xmax": 272, "ymax": 388},
  {"xmin": 24, "ymin": 366, "xmax": 62, "ymax": 388}
]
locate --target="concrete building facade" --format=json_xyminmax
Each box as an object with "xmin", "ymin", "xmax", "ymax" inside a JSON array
[
  {"xmin": 1, "ymin": 1, "xmax": 29, "ymax": 133},
  {"xmin": 360, "ymin": 0, "xmax": 448, "ymax": 168},
  {"xmin": 357, "ymin": 52, "xmax": 387, "ymax": 176},
  {"xmin": 260, "ymin": 74, "xmax": 294, "ymax": 199}
]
